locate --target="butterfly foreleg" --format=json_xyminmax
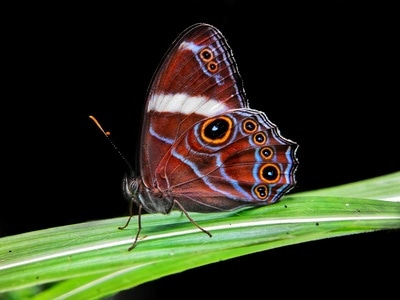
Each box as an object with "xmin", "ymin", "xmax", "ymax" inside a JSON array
[{"xmin": 118, "ymin": 200, "xmax": 143, "ymax": 251}]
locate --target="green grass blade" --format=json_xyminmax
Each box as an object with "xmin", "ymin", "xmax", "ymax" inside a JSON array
[
  {"xmin": 293, "ymin": 171, "xmax": 400, "ymax": 200},
  {"xmin": 1, "ymin": 171, "xmax": 399, "ymax": 299}
]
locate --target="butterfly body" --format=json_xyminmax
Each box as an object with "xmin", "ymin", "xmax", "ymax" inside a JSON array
[{"xmin": 122, "ymin": 23, "xmax": 298, "ymax": 248}]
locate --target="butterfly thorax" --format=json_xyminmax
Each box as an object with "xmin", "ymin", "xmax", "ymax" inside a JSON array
[{"xmin": 122, "ymin": 174, "xmax": 174, "ymax": 214}]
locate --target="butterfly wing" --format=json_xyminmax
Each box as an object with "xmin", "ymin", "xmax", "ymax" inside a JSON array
[
  {"xmin": 139, "ymin": 23, "xmax": 298, "ymax": 212},
  {"xmin": 164, "ymin": 109, "xmax": 298, "ymax": 211},
  {"xmin": 140, "ymin": 23, "xmax": 248, "ymax": 188}
]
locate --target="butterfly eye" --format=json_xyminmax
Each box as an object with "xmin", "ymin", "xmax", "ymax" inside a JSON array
[
  {"xmin": 199, "ymin": 48, "xmax": 214, "ymax": 62},
  {"xmin": 260, "ymin": 147, "xmax": 273, "ymax": 160},
  {"xmin": 253, "ymin": 132, "xmax": 266, "ymax": 145},
  {"xmin": 260, "ymin": 164, "xmax": 280, "ymax": 184},
  {"xmin": 253, "ymin": 184, "xmax": 268, "ymax": 200},
  {"xmin": 243, "ymin": 119, "xmax": 258, "ymax": 133},
  {"xmin": 201, "ymin": 116, "xmax": 233, "ymax": 145}
]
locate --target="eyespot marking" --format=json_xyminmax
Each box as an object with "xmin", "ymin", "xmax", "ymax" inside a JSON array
[
  {"xmin": 201, "ymin": 116, "xmax": 233, "ymax": 144},
  {"xmin": 260, "ymin": 164, "xmax": 280, "ymax": 183},
  {"xmin": 243, "ymin": 119, "xmax": 258, "ymax": 134},
  {"xmin": 207, "ymin": 61, "xmax": 218, "ymax": 73},
  {"xmin": 253, "ymin": 184, "xmax": 268, "ymax": 200},
  {"xmin": 260, "ymin": 147, "xmax": 273, "ymax": 160},
  {"xmin": 253, "ymin": 132, "xmax": 266, "ymax": 145},
  {"xmin": 200, "ymin": 48, "xmax": 214, "ymax": 62}
]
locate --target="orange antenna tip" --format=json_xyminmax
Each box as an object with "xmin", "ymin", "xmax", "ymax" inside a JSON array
[{"xmin": 89, "ymin": 115, "xmax": 110, "ymax": 137}]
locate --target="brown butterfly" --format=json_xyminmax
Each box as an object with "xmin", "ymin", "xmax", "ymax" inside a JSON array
[{"xmin": 96, "ymin": 23, "xmax": 298, "ymax": 250}]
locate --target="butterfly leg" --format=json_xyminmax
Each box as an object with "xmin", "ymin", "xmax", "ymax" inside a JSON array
[
  {"xmin": 118, "ymin": 199, "xmax": 135, "ymax": 230},
  {"xmin": 128, "ymin": 204, "xmax": 143, "ymax": 251},
  {"xmin": 118, "ymin": 201, "xmax": 143, "ymax": 251},
  {"xmin": 173, "ymin": 200, "xmax": 212, "ymax": 238}
]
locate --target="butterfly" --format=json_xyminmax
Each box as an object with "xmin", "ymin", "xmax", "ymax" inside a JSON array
[{"xmin": 109, "ymin": 23, "xmax": 298, "ymax": 250}]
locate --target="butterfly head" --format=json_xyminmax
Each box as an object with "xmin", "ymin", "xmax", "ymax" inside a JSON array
[
  {"xmin": 122, "ymin": 174, "xmax": 139, "ymax": 203},
  {"xmin": 122, "ymin": 174, "xmax": 175, "ymax": 214}
]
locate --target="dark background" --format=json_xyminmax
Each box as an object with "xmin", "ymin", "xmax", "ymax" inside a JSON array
[{"xmin": 2, "ymin": 2, "xmax": 399, "ymax": 299}]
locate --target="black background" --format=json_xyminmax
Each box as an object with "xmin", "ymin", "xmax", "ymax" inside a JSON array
[{"xmin": 2, "ymin": 2, "xmax": 399, "ymax": 299}]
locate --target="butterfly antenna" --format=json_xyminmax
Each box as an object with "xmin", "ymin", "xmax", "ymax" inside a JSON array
[{"xmin": 89, "ymin": 115, "xmax": 135, "ymax": 177}]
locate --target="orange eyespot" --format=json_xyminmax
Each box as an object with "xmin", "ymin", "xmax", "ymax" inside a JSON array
[
  {"xmin": 253, "ymin": 184, "xmax": 268, "ymax": 200},
  {"xmin": 260, "ymin": 147, "xmax": 273, "ymax": 160},
  {"xmin": 243, "ymin": 119, "xmax": 258, "ymax": 134},
  {"xmin": 259, "ymin": 164, "xmax": 280, "ymax": 184},
  {"xmin": 207, "ymin": 61, "xmax": 218, "ymax": 73},
  {"xmin": 200, "ymin": 48, "xmax": 214, "ymax": 62},
  {"xmin": 253, "ymin": 132, "xmax": 266, "ymax": 145},
  {"xmin": 199, "ymin": 48, "xmax": 218, "ymax": 73},
  {"xmin": 200, "ymin": 116, "xmax": 233, "ymax": 144}
]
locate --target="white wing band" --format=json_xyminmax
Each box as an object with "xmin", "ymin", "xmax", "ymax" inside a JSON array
[{"xmin": 148, "ymin": 93, "xmax": 227, "ymax": 117}]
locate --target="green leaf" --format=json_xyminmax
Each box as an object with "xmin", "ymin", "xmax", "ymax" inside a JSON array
[{"xmin": 1, "ymin": 171, "xmax": 399, "ymax": 299}]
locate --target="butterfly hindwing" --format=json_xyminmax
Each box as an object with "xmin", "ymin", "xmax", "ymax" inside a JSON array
[{"xmin": 156, "ymin": 109, "xmax": 298, "ymax": 212}]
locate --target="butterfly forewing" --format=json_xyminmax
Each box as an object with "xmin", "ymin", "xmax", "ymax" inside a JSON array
[{"xmin": 140, "ymin": 24, "xmax": 250, "ymax": 188}]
